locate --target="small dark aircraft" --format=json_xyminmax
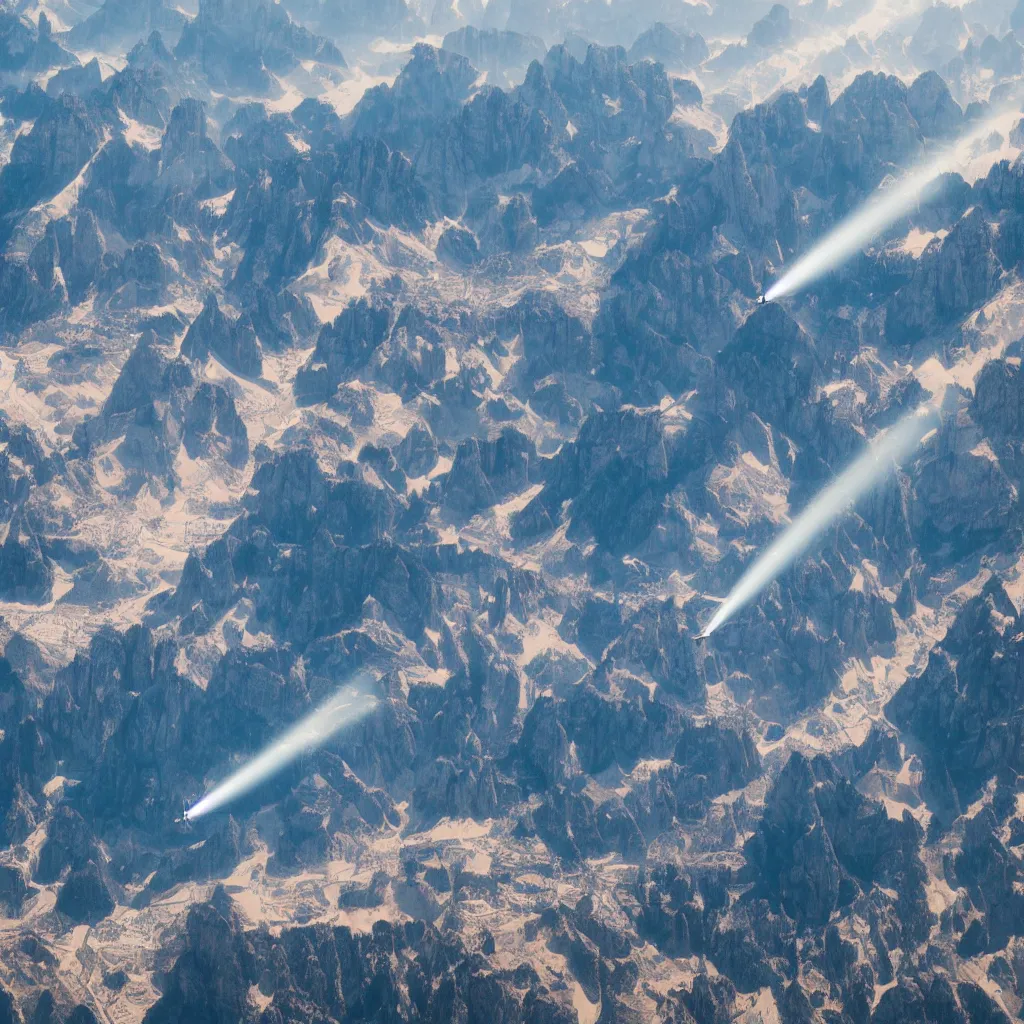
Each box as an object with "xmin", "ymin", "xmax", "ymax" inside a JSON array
[{"xmin": 757, "ymin": 294, "xmax": 768, "ymax": 305}]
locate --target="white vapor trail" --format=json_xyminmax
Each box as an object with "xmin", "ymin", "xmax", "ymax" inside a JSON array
[
  {"xmin": 764, "ymin": 111, "xmax": 1014, "ymax": 302},
  {"xmin": 186, "ymin": 678, "xmax": 378, "ymax": 820},
  {"xmin": 700, "ymin": 407, "xmax": 939, "ymax": 637}
]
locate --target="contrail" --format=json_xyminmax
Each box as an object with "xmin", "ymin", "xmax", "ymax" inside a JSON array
[
  {"xmin": 185, "ymin": 678, "xmax": 378, "ymax": 820},
  {"xmin": 765, "ymin": 110, "xmax": 1015, "ymax": 302},
  {"xmin": 699, "ymin": 407, "xmax": 939, "ymax": 637}
]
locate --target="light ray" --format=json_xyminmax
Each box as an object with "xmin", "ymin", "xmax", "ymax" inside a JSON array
[
  {"xmin": 186, "ymin": 678, "xmax": 378, "ymax": 820},
  {"xmin": 765, "ymin": 110, "xmax": 1016, "ymax": 302},
  {"xmin": 701, "ymin": 407, "xmax": 938, "ymax": 637}
]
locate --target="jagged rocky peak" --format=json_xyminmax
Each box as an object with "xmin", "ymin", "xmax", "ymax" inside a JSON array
[
  {"xmin": 715, "ymin": 301, "xmax": 822, "ymax": 436},
  {"xmin": 181, "ymin": 294, "xmax": 263, "ymax": 378},
  {"xmin": 160, "ymin": 97, "xmax": 210, "ymax": 165},
  {"xmin": 183, "ymin": 382, "xmax": 249, "ymax": 468},
  {"xmin": 67, "ymin": 320, "xmax": 250, "ymax": 497},
  {"xmin": 69, "ymin": 0, "xmax": 188, "ymax": 51},
  {"xmin": 512, "ymin": 402, "xmax": 675, "ymax": 554},
  {"xmin": 290, "ymin": 95, "xmax": 344, "ymax": 145},
  {"xmin": 804, "ymin": 72, "xmax": 830, "ymax": 124},
  {"xmin": 745, "ymin": 749, "xmax": 931, "ymax": 944},
  {"xmin": 0, "ymin": 252, "xmax": 67, "ymax": 337},
  {"xmin": 34, "ymin": 807, "xmax": 102, "ymax": 884},
  {"xmin": 909, "ymin": 1, "xmax": 967, "ymax": 69},
  {"xmin": 0, "ymin": 95, "xmax": 101, "ymax": 243},
  {"xmin": 30, "ymin": 210, "xmax": 105, "ymax": 305},
  {"xmin": 671, "ymin": 75, "xmax": 703, "ymax": 107},
  {"xmin": 0, "ymin": 516, "xmax": 53, "ymax": 605},
  {"xmin": 124, "ymin": 27, "xmax": 178, "ymax": 78},
  {"xmin": 887, "ymin": 205, "xmax": 1004, "ymax": 345},
  {"xmin": 748, "ymin": 3, "xmax": 792, "ymax": 49},
  {"xmin": 538, "ymin": 41, "xmax": 675, "ymax": 143},
  {"xmin": 174, "ymin": 0, "xmax": 345, "ymax": 95},
  {"xmin": 628, "ymin": 21, "xmax": 709, "ymax": 69},
  {"xmin": 907, "ymin": 69, "xmax": 963, "ymax": 138},
  {"xmin": 437, "ymin": 427, "xmax": 540, "ymax": 517},
  {"xmin": 887, "ymin": 576, "xmax": 1024, "ymax": 824},
  {"xmin": 0, "ymin": 9, "xmax": 77, "ymax": 75},
  {"xmin": 97, "ymin": 330, "xmax": 175, "ymax": 423},
  {"xmin": 158, "ymin": 99, "xmax": 234, "ymax": 194},
  {"xmin": 348, "ymin": 42, "xmax": 479, "ymax": 147},
  {"xmin": 971, "ymin": 357, "xmax": 1024, "ymax": 440},
  {"xmin": 45, "ymin": 59, "xmax": 103, "ymax": 99},
  {"xmin": 442, "ymin": 26, "xmax": 546, "ymax": 79},
  {"xmin": 908, "ymin": 386, "xmax": 1018, "ymax": 560},
  {"xmin": 295, "ymin": 293, "xmax": 392, "ymax": 403},
  {"xmin": 817, "ymin": 70, "xmax": 928, "ymax": 194},
  {"xmin": 976, "ymin": 31, "xmax": 1024, "ymax": 78}
]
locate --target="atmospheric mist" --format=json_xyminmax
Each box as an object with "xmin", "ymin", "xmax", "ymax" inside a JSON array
[
  {"xmin": 186, "ymin": 678, "xmax": 378, "ymax": 820},
  {"xmin": 700, "ymin": 407, "xmax": 939, "ymax": 637}
]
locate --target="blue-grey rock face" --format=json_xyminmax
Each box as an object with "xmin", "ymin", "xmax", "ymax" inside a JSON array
[
  {"xmin": 174, "ymin": 0, "xmax": 345, "ymax": 95},
  {"xmin": 442, "ymin": 25, "xmax": 546, "ymax": 80},
  {"xmin": 2, "ymin": 5, "xmax": 1024, "ymax": 1023},
  {"xmin": 45, "ymin": 58, "xmax": 102, "ymax": 99},
  {"xmin": 628, "ymin": 22, "xmax": 708, "ymax": 70},
  {"xmin": 181, "ymin": 293, "xmax": 264, "ymax": 378},
  {"xmin": 0, "ymin": 95, "xmax": 101, "ymax": 244},
  {"xmin": 0, "ymin": 11, "xmax": 77, "ymax": 75},
  {"xmin": 68, "ymin": 0, "xmax": 188, "ymax": 52},
  {"xmin": 748, "ymin": 3, "xmax": 791, "ymax": 49}
]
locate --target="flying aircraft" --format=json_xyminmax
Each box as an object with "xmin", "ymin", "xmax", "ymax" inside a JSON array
[
  {"xmin": 693, "ymin": 631, "xmax": 712, "ymax": 643},
  {"xmin": 757, "ymin": 294, "xmax": 768, "ymax": 305}
]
